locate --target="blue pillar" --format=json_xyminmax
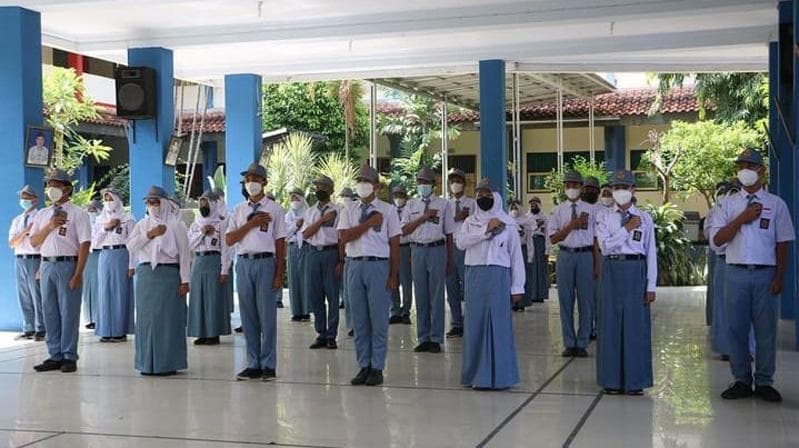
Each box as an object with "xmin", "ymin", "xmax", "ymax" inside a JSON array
[
  {"xmin": 0, "ymin": 7, "xmax": 44, "ymax": 330},
  {"xmin": 202, "ymin": 141, "xmax": 218, "ymax": 191},
  {"xmin": 786, "ymin": 0, "xmax": 799, "ymax": 323},
  {"xmin": 126, "ymin": 47, "xmax": 174, "ymax": 218},
  {"xmin": 478, "ymin": 60, "xmax": 507, "ymax": 201},
  {"xmin": 76, "ymin": 157, "xmax": 92, "ymax": 190},
  {"xmin": 603, "ymin": 125, "xmax": 626, "ymax": 171},
  {"xmin": 224, "ymin": 74, "xmax": 262, "ymax": 199}
]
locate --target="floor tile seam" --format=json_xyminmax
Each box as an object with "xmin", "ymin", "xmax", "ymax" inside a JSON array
[{"xmin": 562, "ymin": 391, "xmax": 603, "ymax": 448}]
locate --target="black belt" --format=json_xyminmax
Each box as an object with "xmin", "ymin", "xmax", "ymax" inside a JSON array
[
  {"xmin": 560, "ymin": 245, "xmax": 593, "ymax": 253},
  {"xmin": 138, "ymin": 262, "xmax": 179, "ymax": 268},
  {"xmin": 348, "ymin": 256, "xmax": 388, "ymax": 261},
  {"xmin": 605, "ymin": 254, "xmax": 645, "ymax": 261},
  {"xmin": 238, "ymin": 252, "xmax": 274, "ymax": 260},
  {"xmin": 412, "ymin": 240, "xmax": 445, "ymax": 248},
  {"xmin": 195, "ymin": 251, "xmax": 220, "ymax": 256},
  {"xmin": 43, "ymin": 256, "xmax": 77, "ymax": 262},
  {"xmin": 288, "ymin": 242, "xmax": 297, "ymax": 246},
  {"xmin": 729, "ymin": 264, "xmax": 772, "ymax": 270},
  {"xmin": 400, "ymin": 243, "xmax": 411, "ymax": 247},
  {"xmin": 310, "ymin": 244, "xmax": 338, "ymax": 252},
  {"xmin": 92, "ymin": 249, "xmax": 102, "ymax": 253},
  {"xmin": 102, "ymin": 244, "xmax": 126, "ymax": 250},
  {"xmin": 16, "ymin": 254, "xmax": 40, "ymax": 259},
  {"xmin": 718, "ymin": 254, "xmax": 726, "ymax": 259}
]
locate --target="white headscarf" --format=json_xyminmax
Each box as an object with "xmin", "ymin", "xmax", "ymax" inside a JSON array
[
  {"xmin": 143, "ymin": 196, "xmax": 179, "ymax": 270},
  {"xmin": 467, "ymin": 192, "xmax": 517, "ymax": 229},
  {"xmin": 288, "ymin": 192, "xmax": 309, "ymax": 217},
  {"xmin": 96, "ymin": 190, "xmax": 133, "ymax": 226},
  {"xmin": 196, "ymin": 193, "xmax": 223, "ymax": 227}
]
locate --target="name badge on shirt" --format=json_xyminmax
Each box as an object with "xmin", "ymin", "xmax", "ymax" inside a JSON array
[
  {"xmin": 427, "ymin": 212, "xmax": 440, "ymax": 225},
  {"xmin": 58, "ymin": 227, "xmax": 67, "ymax": 237},
  {"xmin": 211, "ymin": 238, "xmax": 218, "ymax": 247},
  {"xmin": 580, "ymin": 212, "xmax": 589, "ymax": 230},
  {"xmin": 760, "ymin": 218, "xmax": 770, "ymax": 230},
  {"xmin": 632, "ymin": 230, "xmax": 642, "ymax": 242},
  {"xmin": 115, "ymin": 226, "xmax": 123, "ymax": 235}
]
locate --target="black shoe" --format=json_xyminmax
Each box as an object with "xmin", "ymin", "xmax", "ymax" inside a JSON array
[
  {"xmin": 85, "ymin": 322, "xmax": 95, "ymax": 330},
  {"xmin": 511, "ymin": 305, "xmax": 519, "ymax": 312},
  {"xmin": 291, "ymin": 315, "xmax": 302, "ymax": 322},
  {"xmin": 721, "ymin": 382, "xmax": 753, "ymax": 400},
  {"xmin": 276, "ymin": 301, "xmax": 284, "ymax": 309},
  {"xmin": 414, "ymin": 342, "xmax": 430, "ymax": 353},
  {"xmin": 446, "ymin": 327, "xmax": 463, "ymax": 338},
  {"xmin": 34, "ymin": 359, "xmax": 63, "ymax": 372},
  {"xmin": 720, "ymin": 354, "xmax": 730, "ymax": 362},
  {"xmin": 14, "ymin": 331, "xmax": 34, "ymax": 341},
  {"xmin": 603, "ymin": 388, "xmax": 622, "ymax": 395},
  {"xmin": 262, "ymin": 368, "xmax": 276, "ymax": 381},
  {"xmin": 574, "ymin": 348, "xmax": 589, "ymax": 358},
  {"xmin": 326, "ymin": 339, "xmax": 338, "ymax": 349},
  {"xmin": 626, "ymin": 389, "xmax": 643, "ymax": 396},
  {"xmin": 351, "ymin": 367, "xmax": 371, "ymax": 385},
  {"xmin": 204, "ymin": 336, "xmax": 219, "ymax": 345},
  {"xmin": 194, "ymin": 338, "xmax": 207, "ymax": 345},
  {"xmin": 155, "ymin": 371, "xmax": 177, "ymax": 377},
  {"xmin": 302, "ymin": 315, "xmax": 311, "ymax": 322},
  {"xmin": 112, "ymin": 336, "xmax": 127, "ymax": 342},
  {"xmin": 339, "ymin": 303, "xmax": 345, "ymax": 309},
  {"xmin": 348, "ymin": 329, "xmax": 354, "ymax": 337},
  {"xmin": 402, "ymin": 316, "xmax": 412, "ymax": 325},
  {"xmin": 754, "ymin": 385, "xmax": 782, "ymax": 403},
  {"xmin": 590, "ymin": 333, "xmax": 597, "ymax": 341},
  {"xmin": 389, "ymin": 315, "xmax": 403, "ymax": 325},
  {"xmin": 34, "ymin": 331, "xmax": 46, "ymax": 342},
  {"xmin": 428, "ymin": 343, "xmax": 442, "ymax": 353},
  {"xmin": 365, "ymin": 369, "xmax": 384, "ymax": 386},
  {"xmin": 562, "ymin": 348, "xmax": 576, "ymax": 357},
  {"xmin": 60, "ymin": 360, "xmax": 77, "ymax": 373},
  {"xmin": 234, "ymin": 326, "xmax": 243, "ymax": 333},
  {"xmin": 100, "ymin": 337, "xmax": 113, "ymax": 343},
  {"xmin": 236, "ymin": 368, "xmax": 262, "ymax": 381},
  {"xmin": 309, "ymin": 339, "xmax": 327, "ymax": 349}
]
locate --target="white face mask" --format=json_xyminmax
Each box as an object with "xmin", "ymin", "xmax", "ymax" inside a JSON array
[
  {"xmin": 450, "ymin": 182, "xmax": 464, "ymax": 194},
  {"xmin": 510, "ymin": 210, "xmax": 519, "ymax": 218},
  {"xmin": 341, "ymin": 198, "xmax": 353, "ymax": 207},
  {"xmin": 564, "ymin": 188, "xmax": 581, "ymax": 201},
  {"xmin": 600, "ymin": 197, "xmax": 614, "ymax": 207},
  {"xmin": 612, "ymin": 189, "xmax": 633, "ymax": 206},
  {"xmin": 355, "ymin": 182, "xmax": 374, "ymax": 198},
  {"xmin": 737, "ymin": 169, "xmax": 759, "ymax": 187},
  {"xmin": 394, "ymin": 198, "xmax": 407, "ymax": 208},
  {"xmin": 289, "ymin": 200, "xmax": 303, "ymax": 210},
  {"xmin": 46, "ymin": 187, "xmax": 64, "ymax": 203},
  {"xmin": 147, "ymin": 205, "xmax": 160, "ymax": 217},
  {"xmin": 245, "ymin": 182, "xmax": 263, "ymax": 197}
]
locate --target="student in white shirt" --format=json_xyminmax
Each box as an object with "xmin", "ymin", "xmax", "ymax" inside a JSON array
[
  {"xmin": 527, "ymin": 197, "xmax": 550, "ymax": 303},
  {"xmin": 509, "ymin": 199, "xmax": 534, "ymax": 311},
  {"xmin": 8, "ymin": 185, "xmax": 45, "ymax": 341},
  {"xmin": 127, "ymin": 186, "xmax": 191, "ymax": 376},
  {"xmin": 456, "ymin": 178, "xmax": 524, "ymax": 390},
  {"xmin": 226, "ymin": 163, "xmax": 287, "ymax": 381},
  {"xmin": 188, "ymin": 190, "xmax": 232, "ymax": 346},
  {"xmin": 29, "ymin": 169, "xmax": 91, "ymax": 373},
  {"xmin": 302, "ymin": 175, "xmax": 342, "ymax": 349},
  {"xmin": 709, "ymin": 149, "xmax": 795, "ymax": 403},
  {"xmin": 93, "ymin": 188, "xmax": 135, "ymax": 342},
  {"xmin": 337, "ymin": 187, "xmax": 357, "ymax": 336},
  {"xmin": 338, "ymin": 165, "xmax": 401, "ymax": 386},
  {"xmin": 285, "ymin": 189, "xmax": 310, "ymax": 322},
  {"xmin": 389, "ymin": 185, "xmax": 413, "ymax": 325},
  {"xmin": 445, "ymin": 168, "xmax": 476, "ymax": 337},
  {"xmin": 595, "ymin": 170, "xmax": 657, "ymax": 396},
  {"xmin": 213, "ymin": 187, "xmax": 236, "ymax": 319},
  {"xmin": 548, "ymin": 171, "xmax": 598, "ymax": 358},
  {"xmin": 401, "ymin": 167, "xmax": 455, "ymax": 353},
  {"xmin": 82, "ymin": 200, "xmax": 102, "ymax": 329}
]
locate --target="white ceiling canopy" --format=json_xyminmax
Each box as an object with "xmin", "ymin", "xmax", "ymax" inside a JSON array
[{"xmin": 2, "ymin": 0, "xmax": 777, "ymax": 83}]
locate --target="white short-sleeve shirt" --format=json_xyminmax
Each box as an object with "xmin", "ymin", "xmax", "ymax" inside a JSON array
[
  {"xmin": 338, "ymin": 198, "xmax": 401, "ymax": 258},
  {"xmin": 400, "ymin": 195, "xmax": 454, "ymax": 244},
  {"xmin": 226, "ymin": 196, "xmax": 287, "ymax": 255},
  {"xmin": 30, "ymin": 201, "xmax": 91, "ymax": 257}
]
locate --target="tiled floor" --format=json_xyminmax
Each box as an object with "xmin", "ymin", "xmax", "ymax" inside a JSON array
[{"xmin": 0, "ymin": 286, "xmax": 797, "ymax": 447}]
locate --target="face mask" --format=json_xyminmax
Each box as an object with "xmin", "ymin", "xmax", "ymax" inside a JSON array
[
  {"xmin": 600, "ymin": 197, "xmax": 614, "ymax": 207},
  {"xmin": 612, "ymin": 189, "xmax": 633, "ymax": 206},
  {"xmin": 19, "ymin": 199, "xmax": 33, "ymax": 211},
  {"xmin": 355, "ymin": 182, "xmax": 374, "ymax": 198},
  {"xmin": 510, "ymin": 210, "xmax": 519, "ymax": 218},
  {"xmin": 737, "ymin": 169, "xmax": 759, "ymax": 187},
  {"xmin": 450, "ymin": 182, "xmax": 464, "ymax": 194},
  {"xmin": 417, "ymin": 184, "xmax": 433, "ymax": 198},
  {"xmin": 199, "ymin": 206, "xmax": 211, "ymax": 217},
  {"xmin": 289, "ymin": 200, "xmax": 303, "ymax": 210},
  {"xmin": 581, "ymin": 191, "xmax": 599, "ymax": 204},
  {"xmin": 46, "ymin": 187, "xmax": 63, "ymax": 202},
  {"xmin": 147, "ymin": 205, "xmax": 160, "ymax": 217},
  {"xmin": 394, "ymin": 198, "xmax": 407, "ymax": 208},
  {"xmin": 476, "ymin": 196, "xmax": 494, "ymax": 211},
  {"xmin": 315, "ymin": 190, "xmax": 331, "ymax": 202},
  {"xmin": 564, "ymin": 188, "xmax": 580, "ymax": 201},
  {"xmin": 245, "ymin": 182, "xmax": 263, "ymax": 197},
  {"xmin": 104, "ymin": 200, "xmax": 116, "ymax": 210},
  {"xmin": 341, "ymin": 198, "xmax": 353, "ymax": 207},
  {"xmin": 530, "ymin": 205, "xmax": 540, "ymax": 214}
]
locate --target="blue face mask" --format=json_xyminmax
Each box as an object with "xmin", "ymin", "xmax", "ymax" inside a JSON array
[
  {"xmin": 19, "ymin": 199, "xmax": 33, "ymax": 211},
  {"xmin": 417, "ymin": 184, "xmax": 433, "ymax": 198}
]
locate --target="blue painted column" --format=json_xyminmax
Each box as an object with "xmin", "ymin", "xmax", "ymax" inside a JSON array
[
  {"xmin": 202, "ymin": 141, "xmax": 218, "ymax": 191},
  {"xmin": 224, "ymin": 74, "xmax": 262, "ymax": 199},
  {"xmin": 76, "ymin": 157, "xmax": 92, "ymax": 190},
  {"xmin": 126, "ymin": 47, "xmax": 174, "ymax": 218},
  {"xmin": 603, "ymin": 125, "xmax": 626, "ymax": 171},
  {"xmin": 787, "ymin": 0, "xmax": 799, "ymax": 323},
  {"xmin": 478, "ymin": 60, "xmax": 507, "ymax": 201},
  {"xmin": 0, "ymin": 7, "xmax": 44, "ymax": 330}
]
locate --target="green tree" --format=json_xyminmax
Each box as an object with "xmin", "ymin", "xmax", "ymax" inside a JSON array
[
  {"xmin": 327, "ymin": 80, "xmax": 365, "ymax": 159},
  {"xmin": 657, "ymin": 121, "xmax": 762, "ymax": 208},
  {"xmin": 43, "ymin": 67, "xmax": 112, "ymax": 174},
  {"xmin": 262, "ymin": 82, "xmax": 368, "ymax": 156}
]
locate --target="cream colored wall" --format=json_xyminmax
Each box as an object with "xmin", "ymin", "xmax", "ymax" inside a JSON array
[{"xmin": 373, "ymin": 123, "xmax": 709, "ymax": 216}]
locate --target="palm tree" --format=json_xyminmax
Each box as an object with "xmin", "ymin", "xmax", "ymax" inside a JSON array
[
  {"xmin": 264, "ymin": 133, "xmax": 318, "ymax": 207},
  {"xmin": 328, "ymin": 80, "xmax": 365, "ymax": 160}
]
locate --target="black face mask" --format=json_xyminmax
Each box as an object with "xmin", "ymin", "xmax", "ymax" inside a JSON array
[
  {"xmin": 315, "ymin": 190, "xmax": 330, "ymax": 202},
  {"xmin": 199, "ymin": 206, "xmax": 211, "ymax": 218},
  {"xmin": 530, "ymin": 206, "xmax": 540, "ymax": 214},
  {"xmin": 581, "ymin": 191, "xmax": 599, "ymax": 204},
  {"xmin": 477, "ymin": 196, "xmax": 494, "ymax": 211}
]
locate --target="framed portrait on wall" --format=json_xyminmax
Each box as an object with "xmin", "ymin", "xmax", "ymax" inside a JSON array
[
  {"xmin": 165, "ymin": 135, "xmax": 183, "ymax": 167},
  {"xmin": 25, "ymin": 126, "xmax": 53, "ymax": 168}
]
